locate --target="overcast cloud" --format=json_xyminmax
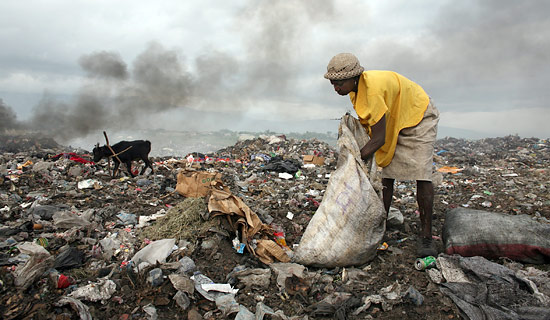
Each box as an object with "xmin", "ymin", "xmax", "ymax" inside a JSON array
[{"xmin": 1, "ymin": 0, "xmax": 549, "ymax": 143}]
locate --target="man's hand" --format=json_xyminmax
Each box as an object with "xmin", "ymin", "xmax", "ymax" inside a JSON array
[{"xmin": 360, "ymin": 114, "xmax": 386, "ymax": 161}]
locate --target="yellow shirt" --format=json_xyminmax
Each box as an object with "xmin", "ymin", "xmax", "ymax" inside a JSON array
[{"xmin": 349, "ymin": 70, "xmax": 430, "ymax": 167}]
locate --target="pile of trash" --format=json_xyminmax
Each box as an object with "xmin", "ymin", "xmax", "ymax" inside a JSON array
[
  {"xmin": 0, "ymin": 133, "xmax": 61, "ymax": 154},
  {"xmin": 0, "ymin": 132, "xmax": 549, "ymax": 320}
]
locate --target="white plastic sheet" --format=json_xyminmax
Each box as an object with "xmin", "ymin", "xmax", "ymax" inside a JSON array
[{"xmin": 130, "ymin": 238, "xmax": 176, "ymax": 271}]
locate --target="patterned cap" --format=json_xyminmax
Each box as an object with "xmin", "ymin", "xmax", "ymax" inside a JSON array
[{"xmin": 324, "ymin": 53, "xmax": 364, "ymax": 80}]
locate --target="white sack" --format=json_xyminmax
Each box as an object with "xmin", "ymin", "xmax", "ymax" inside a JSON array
[{"xmin": 293, "ymin": 114, "xmax": 385, "ymax": 267}]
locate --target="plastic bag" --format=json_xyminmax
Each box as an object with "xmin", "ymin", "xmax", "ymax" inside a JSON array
[
  {"xmin": 54, "ymin": 247, "xmax": 85, "ymax": 270},
  {"xmin": 130, "ymin": 238, "xmax": 176, "ymax": 271},
  {"xmin": 53, "ymin": 210, "xmax": 92, "ymax": 229},
  {"xmin": 68, "ymin": 279, "xmax": 117, "ymax": 302},
  {"xmin": 293, "ymin": 114, "xmax": 385, "ymax": 267},
  {"xmin": 14, "ymin": 242, "xmax": 54, "ymax": 290}
]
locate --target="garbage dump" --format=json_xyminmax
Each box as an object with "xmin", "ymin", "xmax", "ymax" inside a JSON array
[{"xmin": 0, "ymin": 130, "xmax": 549, "ymax": 319}]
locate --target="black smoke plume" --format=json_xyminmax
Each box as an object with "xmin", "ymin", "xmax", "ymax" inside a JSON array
[
  {"xmin": 0, "ymin": 99, "xmax": 22, "ymax": 132},
  {"xmin": 23, "ymin": 1, "xmax": 337, "ymax": 142}
]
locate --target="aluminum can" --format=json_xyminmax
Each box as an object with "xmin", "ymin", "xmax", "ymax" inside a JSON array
[{"xmin": 415, "ymin": 256, "xmax": 437, "ymax": 270}]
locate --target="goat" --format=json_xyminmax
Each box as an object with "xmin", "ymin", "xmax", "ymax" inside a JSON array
[{"xmin": 93, "ymin": 140, "xmax": 153, "ymax": 178}]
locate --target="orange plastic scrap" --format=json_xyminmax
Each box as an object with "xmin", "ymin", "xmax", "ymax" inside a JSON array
[
  {"xmin": 17, "ymin": 160, "xmax": 33, "ymax": 170},
  {"xmin": 437, "ymin": 166, "xmax": 463, "ymax": 174}
]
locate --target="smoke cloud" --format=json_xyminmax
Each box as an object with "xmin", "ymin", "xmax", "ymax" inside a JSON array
[
  {"xmin": 21, "ymin": 0, "xmax": 338, "ymax": 142},
  {"xmin": 79, "ymin": 51, "xmax": 128, "ymax": 80},
  {"xmin": 0, "ymin": 98, "xmax": 21, "ymax": 132},
  {"xmin": 28, "ymin": 43, "xmax": 193, "ymax": 140},
  {"xmin": 238, "ymin": 0, "xmax": 335, "ymax": 96}
]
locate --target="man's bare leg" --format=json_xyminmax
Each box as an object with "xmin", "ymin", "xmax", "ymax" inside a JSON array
[
  {"xmin": 382, "ymin": 178, "xmax": 394, "ymax": 216},
  {"xmin": 416, "ymin": 180, "xmax": 437, "ymax": 257}
]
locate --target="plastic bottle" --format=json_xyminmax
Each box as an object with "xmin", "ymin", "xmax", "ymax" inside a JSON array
[
  {"xmin": 272, "ymin": 224, "xmax": 288, "ymax": 248},
  {"xmin": 272, "ymin": 224, "xmax": 293, "ymax": 258}
]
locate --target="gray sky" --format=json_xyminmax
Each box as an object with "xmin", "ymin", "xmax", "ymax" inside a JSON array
[{"xmin": 1, "ymin": 0, "xmax": 549, "ymax": 144}]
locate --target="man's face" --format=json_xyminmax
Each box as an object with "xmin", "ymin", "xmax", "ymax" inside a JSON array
[{"xmin": 330, "ymin": 78, "xmax": 355, "ymax": 96}]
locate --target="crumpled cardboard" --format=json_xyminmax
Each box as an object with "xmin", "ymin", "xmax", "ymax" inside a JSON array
[
  {"xmin": 208, "ymin": 189, "xmax": 264, "ymax": 241},
  {"xmin": 302, "ymin": 155, "xmax": 325, "ymax": 166},
  {"xmin": 208, "ymin": 189, "xmax": 290, "ymax": 264},
  {"xmin": 255, "ymin": 239, "xmax": 291, "ymax": 265},
  {"xmin": 175, "ymin": 170, "xmax": 223, "ymax": 197}
]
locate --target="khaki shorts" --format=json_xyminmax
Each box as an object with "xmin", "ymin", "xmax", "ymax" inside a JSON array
[{"xmin": 381, "ymin": 98, "xmax": 440, "ymax": 181}]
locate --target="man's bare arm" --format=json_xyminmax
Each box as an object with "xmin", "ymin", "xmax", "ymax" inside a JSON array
[{"xmin": 360, "ymin": 114, "xmax": 386, "ymax": 161}]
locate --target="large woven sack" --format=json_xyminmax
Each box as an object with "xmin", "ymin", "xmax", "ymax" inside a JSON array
[
  {"xmin": 293, "ymin": 114, "xmax": 386, "ymax": 267},
  {"xmin": 443, "ymin": 208, "xmax": 550, "ymax": 264}
]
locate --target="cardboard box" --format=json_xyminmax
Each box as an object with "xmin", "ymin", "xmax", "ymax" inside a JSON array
[{"xmin": 302, "ymin": 155, "xmax": 325, "ymax": 166}]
